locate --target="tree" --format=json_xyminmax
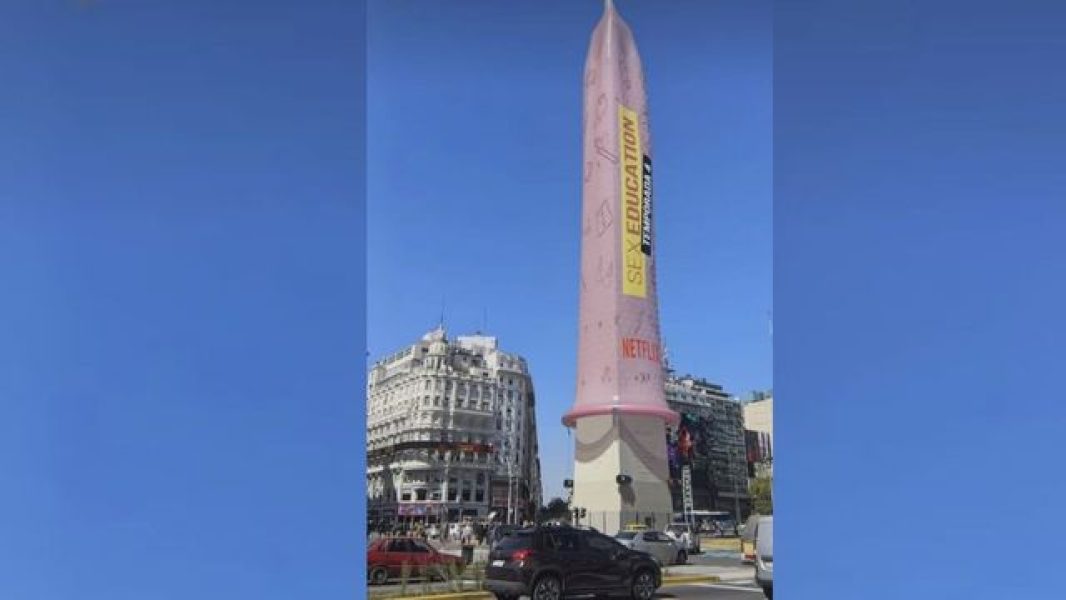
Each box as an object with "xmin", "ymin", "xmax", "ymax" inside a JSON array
[
  {"xmin": 750, "ymin": 475, "xmax": 773, "ymax": 515},
  {"xmin": 537, "ymin": 497, "xmax": 571, "ymax": 522}
]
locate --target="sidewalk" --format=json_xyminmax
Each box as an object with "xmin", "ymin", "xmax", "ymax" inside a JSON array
[{"xmin": 666, "ymin": 562, "xmax": 753, "ymax": 585}]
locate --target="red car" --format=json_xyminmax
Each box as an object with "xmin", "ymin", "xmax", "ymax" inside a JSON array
[{"xmin": 367, "ymin": 537, "xmax": 464, "ymax": 585}]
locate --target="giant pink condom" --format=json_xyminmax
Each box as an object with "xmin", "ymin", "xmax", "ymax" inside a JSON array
[{"xmin": 563, "ymin": 0, "xmax": 678, "ymax": 428}]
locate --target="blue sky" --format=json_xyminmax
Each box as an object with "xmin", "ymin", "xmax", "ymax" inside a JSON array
[
  {"xmin": 3, "ymin": 0, "xmax": 1065, "ymax": 598},
  {"xmin": 776, "ymin": 0, "xmax": 1066, "ymax": 596},
  {"xmin": 368, "ymin": 0, "xmax": 771, "ymax": 501},
  {"xmin": 1, "ymin": 1, "xmax": 364, "ymax": 598}
]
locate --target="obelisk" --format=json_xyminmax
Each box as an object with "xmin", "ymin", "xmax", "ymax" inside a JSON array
[{"xmin": 563, "ymin": 0, "xmax": 678, "ymax": 535}]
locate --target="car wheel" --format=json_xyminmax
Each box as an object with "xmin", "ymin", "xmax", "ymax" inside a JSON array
[
  {"xmin": 630, "ymin": 569, "xmax": 656, "ymax": 600},
  {"xmin": 675, "ymin": 550, "xmax": 687, "ymax": 565},
  {"xmin": 369, "ymin": 566, "xmax": 389, "ymax": 585},
  {"xmin": 532, "ymin": 574, "xmax": 562, "ymax": 600}
]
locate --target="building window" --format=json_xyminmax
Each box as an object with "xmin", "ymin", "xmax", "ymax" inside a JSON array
[{"xmin": 416, "ymin": 489, "xmax": 427, "ymax": 501}]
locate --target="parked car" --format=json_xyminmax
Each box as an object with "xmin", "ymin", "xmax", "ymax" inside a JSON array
[
  {"xmin": 741, "ymin": 515, "xmax": 768, "ymax": 564},
  {"xmin": 484, "ymin": 524, "xmax": 662, "ymax": 600},
  {"xmin": 367, "ymin": 537, "xmax": 464, "ymax": 585},
  {"xmin": 664, "ymin": 523, "xmax": 700, "ymax": 554},
  {"xmin": 615, "ymin": 530, "xmax": 687, "ymax": 565},
  {"xmin": 754, "ymin": 516, "xmax": 773, "ymax": 599}
]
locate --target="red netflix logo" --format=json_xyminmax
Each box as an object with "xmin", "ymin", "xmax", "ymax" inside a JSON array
[{"xmin": 621, "ymin": 337, "xmax": 661, "ymax": 363}]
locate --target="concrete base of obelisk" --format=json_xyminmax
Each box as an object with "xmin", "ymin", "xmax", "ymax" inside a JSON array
[{"xmin": 571, "ymin": 413, "xmax": 674, "ymax": 534}]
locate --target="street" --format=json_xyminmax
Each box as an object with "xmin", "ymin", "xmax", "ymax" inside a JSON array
[
  {"xmin": 369, "ymin": 581, "xmax": 765, "ymax": 600},
  {"xmin": 656, "ymin": 582, "xmax": 764, "ymax": 599},
  {"xmin": 367, "ymin": 545, "xmax": 767, "ymax": 599}
]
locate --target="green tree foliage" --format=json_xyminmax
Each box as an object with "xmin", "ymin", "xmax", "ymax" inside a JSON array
[
  {"xmin": 537, "ymin": 497, "xmax": 571, "ymax": 522},
  {"xmin": 750, "ymin": 475, "xmax": 773, "ymax": 515}
]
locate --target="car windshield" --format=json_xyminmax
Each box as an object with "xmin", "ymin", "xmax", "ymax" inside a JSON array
[
  {"xmin": 494, "ymin": 531, "xmax": 533, "ymax": 551},
  {"xmin": 615, "ymin": 532, "xmax": 637, "ymax": 540}
]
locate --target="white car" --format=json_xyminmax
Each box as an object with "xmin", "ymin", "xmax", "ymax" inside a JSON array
[
  {"xmin": 615, "ymin": 530, "xmax": 688, "ymax": 565},
  {"xmin": 755, "ymin": 516, "xmax": 773, "ymax": 599},
  {"xmin": 664, "ymin": 523, "xmax": 700, "ymax": 553}
]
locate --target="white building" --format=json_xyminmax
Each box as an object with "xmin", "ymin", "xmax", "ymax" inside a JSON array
[
  {"xmin": 742, "ymin": 391, "xmax": 773, "ymax": 439},
  {"xmin": 743, "ymin": 391, "xmax": 773, "ymax": 477},
  {"xmin": 366, "ymin": 327, "xmax": 541, "ymax": 526}
]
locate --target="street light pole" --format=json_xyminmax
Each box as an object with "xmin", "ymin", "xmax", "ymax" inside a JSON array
[
  {"xmin": 732, "ymin": 446, "xmax": 742, "ymax": 526},
  {"xmin": 506, "ymin": 457, "xmax": 513, "ymax": 526}
]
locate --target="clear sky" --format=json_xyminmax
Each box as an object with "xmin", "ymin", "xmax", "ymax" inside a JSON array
[
  {"xmin": 4, "ymin": 0, "xmax": 1064, "ymax": 598},
  {"xmin": 776, "ymin": 0, "xmax": 1066, "ymax": 596},
  {"xmin": 1, "ymin": 1, "xmax": 363, "ymax": 598},
  {"xmin": 368, "ymin": 0, "xmax": 771, "ymax": 501}
]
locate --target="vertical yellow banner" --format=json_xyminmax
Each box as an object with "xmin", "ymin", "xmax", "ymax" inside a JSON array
[{"xmin": 619, "ymin": 105, "xmax": 646, "ymax": 298}]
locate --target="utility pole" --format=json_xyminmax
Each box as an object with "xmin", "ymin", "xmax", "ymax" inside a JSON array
[
  {"xmin": 732, "ymin": 446, "xmax": 742, "ymax": 526},
  {"xmin": 506, "ymin": 456, "xmax": 514, "ymax": 525}
]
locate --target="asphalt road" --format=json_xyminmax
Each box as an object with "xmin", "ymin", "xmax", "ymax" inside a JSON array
[
  {"xmin": 368, "ymin": 553, "xmax": 763, "ymax": 598},
  {"xmin": 656, "ymin": 582, "xmax": 767, "ymax": 599},
  {"xmin": 368, "ymin": 580, "xmax": 768, "ymax": 600},
  {"xmin": 368, "ymin": 584, "xmax": 767, "ymax": 600}
]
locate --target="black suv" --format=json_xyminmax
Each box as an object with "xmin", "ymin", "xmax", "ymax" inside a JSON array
[
  {"xmin": 484, "ymin": 525, "xmax": 662, "ymax": 600},
  {"xmin": 489, "ymin": 524, "xmax": 519, "ymax": 549}
]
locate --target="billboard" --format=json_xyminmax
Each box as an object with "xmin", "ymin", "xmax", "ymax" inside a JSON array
[{"xmin": 667, "ymin": 412, "xmax": 715, "ymax": 478}]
